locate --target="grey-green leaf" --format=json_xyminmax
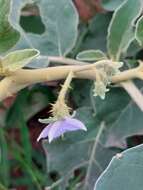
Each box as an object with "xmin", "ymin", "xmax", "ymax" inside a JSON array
[
  {"xmin": 135, "ymin": 16, "xmax": 143, "ymax": 46},
  {"xmin": 1, "ymin": 49, "xmax": 39, "ymax": 72},
  {"xmin": 80, "ymin": 13, "xmax": 112, "ymax": 52},
  {"xmin": 76, "ymin": 50, "xmax": 107, "ymax": 61},
  {"xmin": 94, "ymin": 144, "xmax": 143, "ymax": 190},
  {"xmin": 107, "ymin": 0, "xmax": 142, "ymax": 61},
  {"xmin": 10, "ymin": 0, "xmax": 31, "ymax": 27},
  {"xmin": 101, "ymin": 0, "xmax": 125, "ymax": 11},
  {"xmin": 38, "ymin": 0, "xmax": 78, "ymax": 56},
  {"xmin": 13, "ymin": 0, "xmax": 79, "ymax": 56},
  {"xmin": 0, "ymin": 0, "xmax": 20, "ymax": 53},
  {"xmin": 91, "ymin": 87, "xmax": 143, "ymax": 148}
]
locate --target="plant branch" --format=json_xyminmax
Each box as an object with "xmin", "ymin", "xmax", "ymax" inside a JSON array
[
  {"xmin": 84, "ymin": 122, "xmax": 105, "ymax": 189},
  {"xmin": 0, "ymin": 58, "xmax": 143, "ymax": 102},
  {"xmin": 48, "ymin": 56, "xmax": 87, "ymax": 65},
  {"xmin": 121, "ymin": 81, "xmax": 143, "ymax": 111}
]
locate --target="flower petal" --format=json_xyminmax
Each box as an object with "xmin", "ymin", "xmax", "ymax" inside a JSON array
[
  {"xmin": 37, "ymin": 124, "xmax": 52, "ymax": 142},
  {"xmin": 37, "ymin": 117, "xmax": 87, "ymax": 143},
  {"xmin": 48, "ymin": 120, "xmax": 64, "ymax": 143},
  {"xmin": 64, "ymin": 117, "xmax": 87, "ymax": 131},
  {"xmin": 48, "ymin": 118, "xmax": 87, "ymax": 143}
]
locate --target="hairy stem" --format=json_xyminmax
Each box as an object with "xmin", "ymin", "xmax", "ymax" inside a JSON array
[
  {"xmin": 0, "ymin": 58, "xmax": 142, "ymax": 102},
  {"xmin": 58, "ymin": 71, "xmax": 74, "ymax": 101}
]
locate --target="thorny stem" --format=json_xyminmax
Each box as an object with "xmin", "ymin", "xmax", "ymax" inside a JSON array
[
  {"xmin": 58, "ymin": 71, "xmax": 74, "ymax": 101},
  {"xmin": 57, "ymin": 63, "xmax": 104, "ymax": 101},
  {"xmin": 0, "ymin": 57, "xmax": 143, "ymax": 103}
]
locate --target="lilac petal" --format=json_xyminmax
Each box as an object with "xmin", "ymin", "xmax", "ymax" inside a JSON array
[
  {"xmin": 48, "ymin": 118, "xmax": 87, "ymax": 143},
  {"xmin": 37, "ymin": 124, "xmax": 52, "ymax": 142},
  {"xmin": 37, "ymin": 117, "xmax": 87, "ymax": 143},
  {"xmin": 64, "ymin": 117, "xmax": 87, "ymax": 131},
  {"xmin": 48, "ymin": 120, "xmax": 64, "ymax": 143}
]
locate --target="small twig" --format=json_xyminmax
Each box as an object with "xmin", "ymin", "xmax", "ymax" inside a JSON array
[
  {"xmin": 48, "ymin": 56, "xmax": 87, "ymax": 65},
  {"xmin": 84, "ymin": 122, "xmax": 105, "ymax": 189},
  {"xmin": 121, "ymin": 81, "xmax": 143, "ymax": 111}
]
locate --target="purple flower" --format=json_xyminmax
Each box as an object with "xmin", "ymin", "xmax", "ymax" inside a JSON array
[{"xmin": 37, "ymin": 117, "xmax": 87, "ymax": 143}]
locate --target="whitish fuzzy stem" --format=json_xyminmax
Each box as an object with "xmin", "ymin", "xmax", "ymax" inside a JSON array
[
  {"xmin": 58, "ymin": 71, "xmax": 74, "ymax": 101},
  {"xmin": 0, "ymin": 57, "xmax": 143, "ymax": 108}
]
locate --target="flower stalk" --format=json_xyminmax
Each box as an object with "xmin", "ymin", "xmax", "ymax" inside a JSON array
[{"xmin": 58, "ymin": 71, "xmax": 74, "ymax": 102}]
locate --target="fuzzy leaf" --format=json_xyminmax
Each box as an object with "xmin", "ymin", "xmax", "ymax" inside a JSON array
[
  {"xmin": 80, "ymin": 13, "xmax": 112, "ymax": 52},
  {"xmin": 0, "ymin": 0, "xmax": 20, "ymax": 53},
  {"xmin": 94, "ymin": 144, "xmax": 143, "ymax": 190},
  {"xmin": 101, "ymin": 0, "xmax": 125, "ymax": 11},
  {"xmin": 91, "ymin": 87, "xmax": 143, "ymax": 148},
  {"xmin": 135, "ymin": 16, "xmax": 143, "ymax": 46},
  {"xmin": 107, "ymin": 0, "xmax": 142, "ymax": 61},
  {"xmin": 10, "ymin": 0, "xmax": 32, "ymax": 27},
  {"xmin": 14, "ymin": 0, "xmax": 79, "ymax": 56},
  {"xmin": 1, "ymin": 49, "xmax": 39, "ymax": 73},
  {"xmin": 76, "ymin": 50, "xmax": 107, "ymax": 61}
]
